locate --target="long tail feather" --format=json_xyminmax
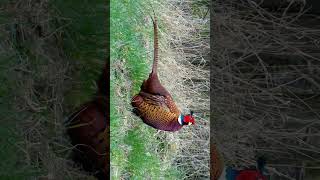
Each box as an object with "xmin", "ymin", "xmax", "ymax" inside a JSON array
[{"xmin": 150, "ymin": 15, "xmax": 158, "ymax": 75}]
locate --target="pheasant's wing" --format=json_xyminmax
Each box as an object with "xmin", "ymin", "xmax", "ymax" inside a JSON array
[
  {"xmin": 139, "ymin": 91, "xmax": 166, "ymax": 106},
  {"xmin": 163, "ymin": 95, "xmax": 180, "ymax": 115},
  {"xmin": 139, "ymin": 91, "xmax": 180, "ymax": 114}
]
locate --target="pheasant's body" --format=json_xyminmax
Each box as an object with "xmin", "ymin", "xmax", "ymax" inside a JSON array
[
  {"xmin": 132, "ymin": 94, "xmax": 182, "ymax": 131},
  {"xmin": 67, "ymin": 66, "xmax": 109, "ymax": 180},
  {"xmin": 131, "ymin": 16, "xmax": 188, "ymax": 132}
]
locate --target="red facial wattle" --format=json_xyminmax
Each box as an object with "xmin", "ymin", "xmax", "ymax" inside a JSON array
[{"xmin": 184, "ymin": 115, "xmax": 195, "ymax": 125}]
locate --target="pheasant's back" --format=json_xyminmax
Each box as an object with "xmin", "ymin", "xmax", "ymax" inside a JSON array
[{"xmin": 132, "ymin": 95, "xmax": 182, "ymax": 131}]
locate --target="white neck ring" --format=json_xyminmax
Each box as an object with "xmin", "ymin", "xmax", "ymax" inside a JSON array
[{"xmin": 178, "ymin": 114, "xmax": 183, "ymax": 125}]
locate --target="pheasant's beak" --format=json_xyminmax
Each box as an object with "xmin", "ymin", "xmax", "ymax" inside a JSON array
[{"xmin": 188, "ymin": 122, "xmax": 192, "ymax": 125}]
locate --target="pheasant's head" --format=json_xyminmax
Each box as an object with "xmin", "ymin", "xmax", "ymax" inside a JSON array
[{"xmin": 179, "ymin": 111, "xmax": 195, "ymax": 126}]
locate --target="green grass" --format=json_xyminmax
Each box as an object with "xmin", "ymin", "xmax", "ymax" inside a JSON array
[
  {"xmin": 110, "ymin": 0, "xmax": 182, "ymax": 179},
  {"xmin": 124, "ymin": 130, "xmax": 161, "ymax": 177}
]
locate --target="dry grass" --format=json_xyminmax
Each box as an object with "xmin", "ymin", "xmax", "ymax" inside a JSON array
[
  {"xmin": 212, "ymin": 0, "xmax": 320, "ymax": 179},
  {"xmin": 144, "ymin": 0, "xmax": 210, "ymax": 179}
]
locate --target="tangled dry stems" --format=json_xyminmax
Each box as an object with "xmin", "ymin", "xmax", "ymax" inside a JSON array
[
  {"xmin": 2, "ymin": 1, "xmax": 95, "ymax": 179},
  {"xmin": 213, "ymin": 0, "xmax": 320, "ymax": 179}
]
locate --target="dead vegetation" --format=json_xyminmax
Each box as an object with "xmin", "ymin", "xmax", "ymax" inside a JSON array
[
  {"xmin": 0, "ymin": 0, "xmax": 102, "ymax": 179},
  {"xmin": 212, "ymin": 0, "xmax": 320, "ymax": 179},
  {"xmin": 144, "ymin": 0, "xmax": 210, "ymax": 179}
]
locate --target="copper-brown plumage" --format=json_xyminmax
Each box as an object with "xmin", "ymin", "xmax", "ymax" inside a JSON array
[
  {"xmin": 66, "ymin": 65, "xmax": 109, "ymax": 179},
  {"xmin": 131, "ymin": 17, "xmax": 194, "ymax": 131},
  {"xmin": 211, "ymin": 143, "xmax": 223, "ymax": 180}
]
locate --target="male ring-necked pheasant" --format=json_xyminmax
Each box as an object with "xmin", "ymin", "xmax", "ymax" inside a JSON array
[{"xmin": 131, "ymin": 16, "xmax": 195, "ymax": 132}]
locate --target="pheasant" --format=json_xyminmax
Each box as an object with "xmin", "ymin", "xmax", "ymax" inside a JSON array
[
  {"xmin": 66, "ymin": 65, "xmax": 109, "ymax": 180},
  {"xmin": 131, "ymin": 16, "xmax": 195, "ymax": 132}
]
